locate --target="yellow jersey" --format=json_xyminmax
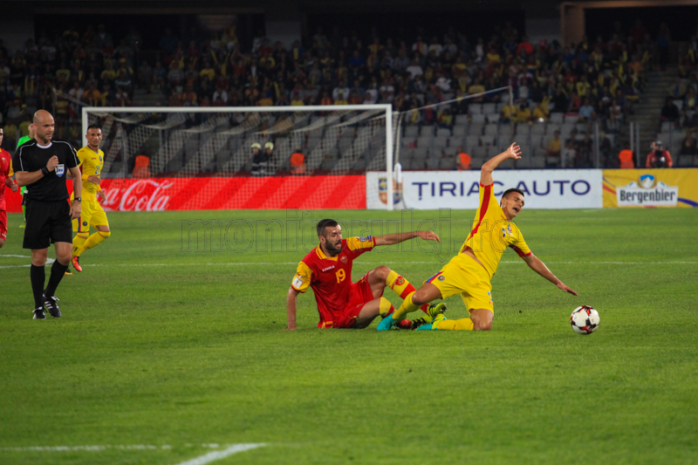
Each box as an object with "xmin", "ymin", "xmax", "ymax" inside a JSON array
[
  {"xmin": 460, "ymin": 183, "xmax": 531, "ymax": 279},
  {"xmin": 76, "ymin": 146, "xmax": 104, "ymax": 195}
]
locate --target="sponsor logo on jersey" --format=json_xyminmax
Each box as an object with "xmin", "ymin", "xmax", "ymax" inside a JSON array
[{"xmin": 321, "ymin": 265, "xmax": 336, "ymax": 272}]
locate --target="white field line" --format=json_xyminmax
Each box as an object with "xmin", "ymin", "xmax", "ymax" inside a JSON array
[
  {"xmin": 174, "ymin": 443, "xmax": 265, "ymax": 465},
  {"xmin": 1, "ymin": 259, "xmax": 697, "ymax": 270},
  {"xmin": 0, "ymin": 254, "xmax": 55, "ymax": 269},
  {"xmin": 0, "ymin": 443, "xmax": 265, "ymax": 463}
]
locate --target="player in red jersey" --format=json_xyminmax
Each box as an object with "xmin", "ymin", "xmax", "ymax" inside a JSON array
[
  {"xmin": 286, "ymin": 218, "xmax": 447, "ymax": 330},
  {"xmin": 0, "ymin": 127, "xmax": 20, "ymax": 247}
]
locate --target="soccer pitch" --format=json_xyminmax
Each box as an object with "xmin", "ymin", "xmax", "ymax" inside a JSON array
[{"xmin": 1, "ymin": 208, "xmax": 696, "ymax": 465}]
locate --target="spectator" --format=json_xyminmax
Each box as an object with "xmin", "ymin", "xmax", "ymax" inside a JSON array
[
  {"xmin": 660, "ymin": 98, "xmax": 680, "ymax": 124},
  {"xmin": 561, "ymin": 140, "xmax": 577, "ymax": 168},
  {"xmin": 290, "ymin": 148, "xmax": 306, "ymax": 174},
  {"xmin": 578, "ymin": 98, "xmax": 595, "ymax": 122},
  {"xmin": 456, "ymin": 146, "xmax": 471, "ymax": 170},
  {"xmin": 542, "ymin": 130, "xmax": 562, "ymax": 161},
  {"xmin": 646, "ymin": 141, "xmax": 673, "ymax": 168},
  {"xmin": 678, "ymin": 132, "xmax": 697, "ymax": 166},
  {"xmin": 618, "ymin": 144, "xmax": 635, "ymax": 169}
]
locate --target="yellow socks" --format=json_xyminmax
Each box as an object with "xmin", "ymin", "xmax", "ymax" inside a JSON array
[
  {"xmin": 391, "ymin": 291, "xmax": 420, "ymax": 321},
  {"xmin": 434, "ymin": 318, "xmax": 474, "ymax": 331},
  {"xmin": 379, "ymin": 297, "xmax": 395, "ymax": 317},
  {"xmin": 72, "ymin": 234, "xmax": 88, "ymax": 256},
  {"xmin": 75, "ymin": 231, "xmax": 111, "ymax": 257},
  {"xmin": 386, "ymin": 270, "xmax": 430, "ymax": 315}
]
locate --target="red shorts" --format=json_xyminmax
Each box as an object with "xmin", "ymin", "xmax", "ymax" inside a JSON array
[
  {"xmin": 323, "ymin": 273, "xmax": 383, "ymax": 329},
  {"xmin": 0, "ymin": 210, "xmax": 7, "ymax": 242}
]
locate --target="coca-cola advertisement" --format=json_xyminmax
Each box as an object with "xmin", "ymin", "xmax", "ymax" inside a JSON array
[{"xmin": 2, "ymin": 175, "xmax": 367, "ymax": 212}]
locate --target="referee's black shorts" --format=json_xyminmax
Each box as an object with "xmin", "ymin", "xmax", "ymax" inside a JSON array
[{"xmin": 23, "ymin": 199, "xmax": 73, "ymax": 249}]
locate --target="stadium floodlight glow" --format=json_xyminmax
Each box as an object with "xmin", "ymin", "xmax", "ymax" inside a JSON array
[{"xmin": 82, "ymin": 104, "xmax": 396, "ymax": 210}]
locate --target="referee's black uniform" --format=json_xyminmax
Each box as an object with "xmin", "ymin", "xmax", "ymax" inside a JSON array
[{"xmin": 12, "ymin": 140, "xmax": 79, "ymax": 317}]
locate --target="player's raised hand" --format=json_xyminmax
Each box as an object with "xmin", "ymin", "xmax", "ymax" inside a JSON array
[
  {"xmin": 507, "ymin": 143, "xmax": 522, "ymax": 160},
  {"xmin": 418, "ymin": 230, "xmax": 440, "ymax": 243},
  {"xmin": 557, "ymin": 281, "xmax": 578, "ymax": 296},
  {"xmin": 47, "ymin": 156, "xmax": 59, "ymax": 172}
]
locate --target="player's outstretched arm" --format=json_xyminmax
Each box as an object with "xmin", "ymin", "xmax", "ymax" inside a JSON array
[
  {"xmin": 285, "ymin": 287, "xmax": 300, "ymax": 330},
  {"xmin": 522, "ymin": 253, "xmax": 578, "ymax": 296},
  {"xmin": 374, "ymin": 230, "xmax": 440, "ymax": 246},
  {"xmin": 480, "ymin": 143, "xmax": 521, "ymax": 186}
]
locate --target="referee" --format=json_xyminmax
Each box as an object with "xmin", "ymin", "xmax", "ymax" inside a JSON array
[{"xmin": 12, "ymin": 110, "xmax": 83, "ymax": 319}]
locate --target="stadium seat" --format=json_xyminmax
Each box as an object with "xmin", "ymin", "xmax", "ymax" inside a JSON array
[
  {"xmin": 487, "ymin": 114, "xmax": 501, "ymax": 124},
  {"xmin": 480, "ymin": 135, "xmax": 495, "ymax": 146},
  {"xmin": 468, "ymin": 123, "xmax": 485, "ymax": 135},
  {"xmin": 452, "ymin": 124, "xmax": 467, "ymax": 136},
  {"xmin": 469, "ymin": 103, "xmax": 483, "ymax": 115},
  {"xmin": 436, "ymin": 127, "xmax": 452, "ymax": 137},
  {"xmin": 404, "ymin": 126, "xmax": 420, "ymax": 137},
  {"xmin": 455, "ymin": 114, "xmax": 469, "ymax": 125},
  {"xmin": 484, "ymin": 124, "xmax": 499, "ymax": 136},
  {"xmin": 471, "ymin": 114, "xmax": 487, "ymax": 123},
  {"xmin": 482, "ymin": 103, "xmax": 496, "ymax": 114},
  {"xmin": 434, "ymin": 137, "xmax": 449, "ymax": 148},
  {"xmin": 516, "ymin": 124, "xmax": 531, "ymax": 137},
  {"xmin": 472, "ymin": 146, "xmax": 488, "ymax": 158},
  {"xmin": 516, "ymin": 156, "xmax": 531, "ymax": 168},
  {"xmin": 549, "ymin": 113, "xmax": 564, "ymax": 124},
  {"xmin": 531, "ymin": 124, "xmax": 546, "ymax": 135},
  {"xmin": 465, "ymin": 135, "xmax": 480, "ymax": 150},
  {"xmin": 532, "ymin": 156, "xmax": 546, "ymax": 168},
  {"xmin": 449, "ymin": 136, "xmax": 464, "ymax": 148},
  {"xmin": 417, "ymin": 135, "xmax": 433, "ymax": 148},
  {"xmin": 439, "ymin": 158, "xmax": 456, "ymax": 170}
]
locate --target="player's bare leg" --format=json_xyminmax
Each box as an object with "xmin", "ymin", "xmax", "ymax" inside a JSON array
[
  {"xmin": 0, "ymin": 238, "xmax": 5, "ymax": 248},
  {"xmin": 352, "ymin": 298, "xmax": 386, "ymax": 329},
  {"xmin": 366, "ymin": 266, "xmax": 391, "ymax": 298}
]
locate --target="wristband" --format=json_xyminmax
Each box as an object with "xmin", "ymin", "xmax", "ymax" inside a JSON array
[
  {"xmin": 74, "ymin": 197, "xmax": 82, "ymax": 202},
  {"xmin": 41, "ymin": 167, "xmax": 49, "ymax": 176}
]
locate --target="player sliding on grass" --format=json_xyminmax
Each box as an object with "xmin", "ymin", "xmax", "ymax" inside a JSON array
[
  {"xmin": 378, "ymin": 143, "xmax": 578, "ymax": 332},
  {"xmin": 286, "ymin": 219, "xmax": 447, "ymax": 330}
]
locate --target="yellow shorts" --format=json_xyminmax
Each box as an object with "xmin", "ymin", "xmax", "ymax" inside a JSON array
[
  {"xmin": 425, "ymin": 254, "xmax": 494, "ymax": 313},
  {"xmin": 72, "ymin": 193, "xmax": 109, "ymax": 233}
]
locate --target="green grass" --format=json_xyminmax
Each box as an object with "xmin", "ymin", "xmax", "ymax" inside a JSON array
[{"xmin": 0, "ymin": 208, "xmax": 697, "ymax": 465}]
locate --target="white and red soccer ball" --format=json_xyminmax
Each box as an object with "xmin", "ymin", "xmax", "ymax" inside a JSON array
[{"xmin": 570, "ymin": 306, "xmax": 600, "ymax": 335}]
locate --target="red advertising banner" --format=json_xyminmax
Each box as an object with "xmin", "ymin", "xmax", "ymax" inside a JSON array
[{"xmin": 2, "ymin": 175, "xmax": 366, "ymax": 212}]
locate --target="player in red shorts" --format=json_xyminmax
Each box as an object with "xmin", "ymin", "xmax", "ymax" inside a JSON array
[
  {"xmin": 0, "ymin": 127, "xmax": 20, "ymax": 248},
  {"xmin": 286, "ymin": 218, "xmax": 447, "ymax": 330}
]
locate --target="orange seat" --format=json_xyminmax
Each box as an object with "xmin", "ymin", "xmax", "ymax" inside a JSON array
[
  {"xmin": 618, "ymin": 149, "xmax": 634, "ymax": 169},
  {"xmin": 133, "ymin": 155, "xmax": 151, "ymax": 178}
]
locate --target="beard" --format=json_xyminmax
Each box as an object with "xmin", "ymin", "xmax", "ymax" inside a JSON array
[{"xmin": 324, "ymin": 239, "xmax": 343, "ymax": 255}]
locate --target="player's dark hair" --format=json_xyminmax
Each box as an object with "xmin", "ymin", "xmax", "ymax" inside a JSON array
[
  {"xmin": 316, "ymin": 219, "xmax": 338, "ymax": 237},
  {"xmin": 502, "ymin": 188, "xmax": 525, "ymax": 200},
  {"xmin": 87, "ymin": 124, "xmax": 102, "ymax": 131}
]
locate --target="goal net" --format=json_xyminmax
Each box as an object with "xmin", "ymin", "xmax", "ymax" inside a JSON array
[{"xmin": 82, "ymin": 105, "xmax": 394, "ymax": 211}]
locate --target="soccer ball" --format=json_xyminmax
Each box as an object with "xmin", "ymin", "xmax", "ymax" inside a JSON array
[{"xmin": 570, "ymin": 306, "xmax": 600, "ymax": 335}]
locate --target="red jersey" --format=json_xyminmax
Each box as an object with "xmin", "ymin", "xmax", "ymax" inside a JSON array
[
  {"xmin": 0, "ymin": 148, "xmax": 13, "ymax": 211},
  {"xmin": 291, "ymin": 237, "xmax": 376, "ymax": 327}
]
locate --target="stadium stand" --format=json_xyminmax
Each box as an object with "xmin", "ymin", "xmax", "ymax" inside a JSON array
[{"xmin": 0, "ymin": 19, "xmax": 665, "ymax": 170}]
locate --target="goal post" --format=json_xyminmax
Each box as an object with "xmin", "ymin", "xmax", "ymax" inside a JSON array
[{"xmin": 81, "ymin": 104, "xmax": 395, "ymax": 211}]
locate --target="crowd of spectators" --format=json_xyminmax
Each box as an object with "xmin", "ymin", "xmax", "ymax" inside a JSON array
[{"xmin": 0, "ymin": 19, "xmax": 665, "ymax": 168}]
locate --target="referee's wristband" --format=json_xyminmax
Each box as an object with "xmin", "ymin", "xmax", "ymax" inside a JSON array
[{"xmin": 41, "ymin": 167, "xmax": 49, "ymax": 176}]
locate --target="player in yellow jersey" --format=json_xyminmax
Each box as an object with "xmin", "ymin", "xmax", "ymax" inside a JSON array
[
  {"xmin": 68, "ymin": 124, "xmax": 111, "ymax": 273},
  {"xmin": 377, "ymin": 143, "xmax": 577, "ymax": 331}
]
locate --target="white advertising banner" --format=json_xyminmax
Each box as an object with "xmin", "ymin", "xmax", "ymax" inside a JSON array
[{"xmin": 367, "ymin": 170, "xmax": 603, "ymax": 210}]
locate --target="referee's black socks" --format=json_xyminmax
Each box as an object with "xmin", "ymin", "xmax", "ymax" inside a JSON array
[
  {"xmin": 44, "ymin": 261, "xmax": 69, "ymax": 299},
  {"xmin": 30, "ymin": 265, "xmax": 45, "ymax": 309}
]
